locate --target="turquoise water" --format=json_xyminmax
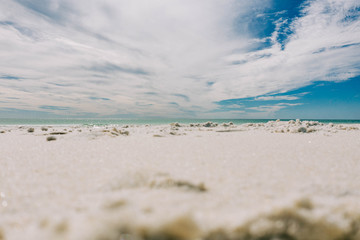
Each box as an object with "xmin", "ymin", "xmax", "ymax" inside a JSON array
[{"xmin": 0, "ymin": 118, "xmax": 359, "ymax": 126}]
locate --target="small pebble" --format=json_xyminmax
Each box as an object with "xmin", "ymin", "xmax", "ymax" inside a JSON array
[
  {"xmin": 298, "ymin": 127, "xmax": 307, "ymax": 133},
  {"xmin": 47, "ymin": 136, "xmax": 57, "ymax": 141}
]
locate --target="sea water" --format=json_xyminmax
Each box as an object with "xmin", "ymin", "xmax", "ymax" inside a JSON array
[{"xmin": 0, "ymin": 118, "xmax": 359, "ymax": 126}]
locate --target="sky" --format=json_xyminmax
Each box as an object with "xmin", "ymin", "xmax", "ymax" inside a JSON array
[{"xmin": 0, "ymin": 0, "xmax": 359, "ymax": 119}]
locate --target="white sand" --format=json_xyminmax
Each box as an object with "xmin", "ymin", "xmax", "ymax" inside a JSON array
[{"xmin": 0, "ymin": 121, "xmax": 360, "ymax": 240}]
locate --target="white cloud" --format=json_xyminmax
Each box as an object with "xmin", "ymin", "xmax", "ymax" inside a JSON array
[
  {"xmin": 246, "ymin": 103, "xmax": 303, "ymax": 118},
  {"xmin": 255, "ymin": 95, "xmax": 300, "ymax": 101},
  {"xmin": 0, "ymin": 0, "xmax": 359, "ymax": 117},
  {"xmin": 212, "ymin": 0, "xmax": 360, "ymax": 101},
  {"xmin": 253, "ymin": 92, "xmax": 309, "ymax": 101}
]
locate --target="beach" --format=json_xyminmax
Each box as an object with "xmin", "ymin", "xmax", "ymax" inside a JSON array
[{"xmin": 1, "ymin": 120, "xmax": 360, "ymax": 240}]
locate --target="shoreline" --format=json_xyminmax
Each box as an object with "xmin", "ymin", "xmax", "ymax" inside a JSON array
[
  {"xmin": 0, "ymin": 120, "xmax": 359, "ymax": 137},
  {"xmin": 1, "ymin": 118, "xmax": 360, "ymax": 127}
]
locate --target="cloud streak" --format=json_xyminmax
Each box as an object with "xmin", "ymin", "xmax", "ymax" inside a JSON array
[
  {"xmin": 255, "ymin": 95, "xmax": 300, "ymax": 101},
  {"xmin": 0, "ymin": 0, "xmax": 359, "ymax": 117}
]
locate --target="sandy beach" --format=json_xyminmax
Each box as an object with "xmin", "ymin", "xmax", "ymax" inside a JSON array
[{"xmin": 1, "ymin": 120, "xmax": 360, "ymax": 240}]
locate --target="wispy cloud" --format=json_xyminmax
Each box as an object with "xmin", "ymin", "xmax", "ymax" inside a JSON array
[
  {"xmin": 0, "ymin": 0, "xmax": 359, "ymax": 118},
  {"xmin": 214, "ymin": 0, "xmax": 360, "ymax": 102},
  {"xmin": 247, "ymin": 103, "xmax": 303, "ymax": 112},
  {"xmin": 255, "ymin": 95, "xmax": 299, "ymax": 101},
  {"xmin": 86, "ymin": 62, "xmax": 149, "ymax": 75},
  {"xmin": 0, "ymin": 75, "xmax": 23, "ymax": 80},
  {"xmin": 39, "ymin": 105, "xmax": 72, "ymax": 111}
]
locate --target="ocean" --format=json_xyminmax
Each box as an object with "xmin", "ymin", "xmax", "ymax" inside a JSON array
[{"xmin": 0, "ymin": 118, "xmax": 359, "ymax": 126}]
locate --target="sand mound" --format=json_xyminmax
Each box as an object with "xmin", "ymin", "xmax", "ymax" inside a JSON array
[
  {"xmin": 27, "ymin": 198, "xmax": 360, "ymax": 240},
  {"xmin": 230, "ymin": 199, "xmax": 360, "ymax": 240},
  {"xmin": 105, "ymin": 171, "xmax": 207, "ymax": 193}
]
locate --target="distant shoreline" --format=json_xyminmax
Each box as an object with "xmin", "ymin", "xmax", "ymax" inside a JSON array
[{"xmin": 1, "ymin": 118, "xmax": 360, "ymax": 126}]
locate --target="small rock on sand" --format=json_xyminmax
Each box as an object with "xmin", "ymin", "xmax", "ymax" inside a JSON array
[
  {"xmin": 103, "ymin": 199, "xmax": 127, "ymax": 210},
  {"xmin": 47, "ymin": 136, "xmax": 57, "ymax": 141},
  {"xmin": 153, "ymin": 134, "xmax": 164, "ymax": 137},
  {"xmin": 28, "ymin": 128, "xmax": 35, "ymax": 133},
  {"xmin": 170, "ymin": 122, "xmax": 181, "ymax": 127},
  {"xmin": 222, "ymin": 122, "xmax": 234, "ymax": 127},
  {"xmin": 298, "ymin": 127, "xmax": 307, "ymax": 133},
  {"xmin": 203, "ymin": 122, "xmax": 218, "ymax": 127},
  {"xmin": 121, "ymin": 130, "xmax": 129, "ymax": 136},
  {"xmin": 49, "ymin": 132, "xmax": 67, "ymax": 135}
]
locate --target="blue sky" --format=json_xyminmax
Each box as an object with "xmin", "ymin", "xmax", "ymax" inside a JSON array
[{"xmin": 0, "ymin": 0, "xmax": 359, "ymax": 119}]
